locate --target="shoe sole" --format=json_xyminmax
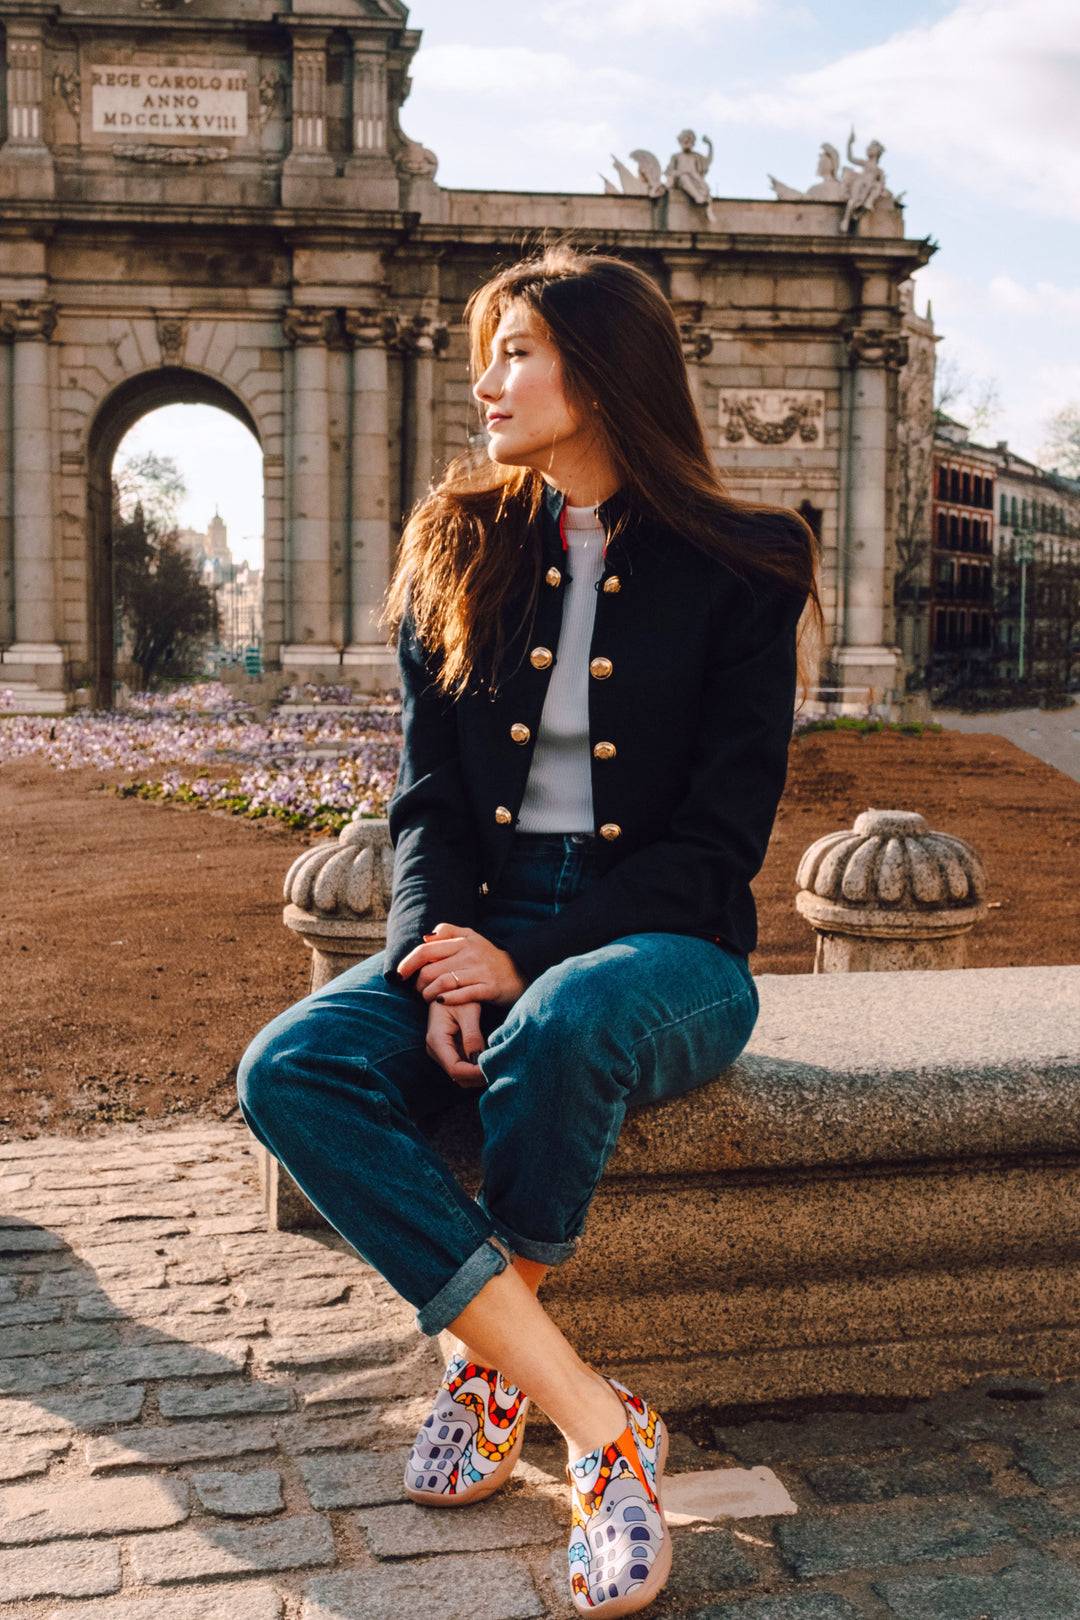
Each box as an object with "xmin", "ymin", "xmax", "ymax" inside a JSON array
[
  {"xmin": 573, "ymin": 1417, "xmax": 672, "ymax": 1617},
  {"xmin": 404, "ymin": 1399, "xmax": 530, "ymax": 1507}
]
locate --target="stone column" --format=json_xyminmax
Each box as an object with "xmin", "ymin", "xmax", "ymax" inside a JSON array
[
  {"xmin": 838, "ymin": 322, "xmax": 908, "ymax": 706},
  {"xmin": 280, "ymin": 306, "xmax": 338, "ymax": 674},
  {"xmin": 342, "ymin": 309, "xmax": 397, "ymax": 682},
  {"xmin": 0, "ymin": 301, "xmax": 64, "ymax": 702},
  {"xmin": 0, "ymin": 23, "xmax": 55, "ymax": 198},
  {"xmin": 400, "ymin": 315, "xmax": 449, "ymax": 512},
  {"xmin": 281, "ymin": 32, "xmax": 334, "ymax": 206}
]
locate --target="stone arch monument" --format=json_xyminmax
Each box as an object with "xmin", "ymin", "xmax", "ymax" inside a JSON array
[{"xmin": 0, "ymin": 0, "xmax": 933, "ymax": 711}]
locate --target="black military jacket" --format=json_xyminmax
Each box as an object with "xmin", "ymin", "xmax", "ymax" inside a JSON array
[{"xmin": 383, "ymin": 484, "xmax": 805, "ymax": 992}]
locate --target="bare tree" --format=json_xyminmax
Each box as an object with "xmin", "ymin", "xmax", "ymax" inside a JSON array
[
  {"xmin": 1042, "ymin": 403, "xmax": 1080, "ymax": 478},
  {"xmin": 933, "ymin": 348, "xmax": 1001, "ymax": 437}
]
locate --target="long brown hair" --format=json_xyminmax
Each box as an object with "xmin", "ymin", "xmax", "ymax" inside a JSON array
[{"xmin": 382, "ymin": 243, "xmax": 821, "ymax": 695}]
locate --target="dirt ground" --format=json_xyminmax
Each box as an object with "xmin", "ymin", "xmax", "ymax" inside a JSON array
[{"xmin": 1, "ymin": 726, "xmax": 1078, "ymax": 1139}]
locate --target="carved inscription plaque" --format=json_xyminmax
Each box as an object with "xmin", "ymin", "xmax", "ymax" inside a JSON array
[{"xmin": 91, "ymin": 66, "xmax": 248, "ymax": 138}]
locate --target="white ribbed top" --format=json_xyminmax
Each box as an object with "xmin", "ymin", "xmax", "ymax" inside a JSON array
[{"xmin": 516, "ymin": 504, "xmax": 606, "ymax": 834}]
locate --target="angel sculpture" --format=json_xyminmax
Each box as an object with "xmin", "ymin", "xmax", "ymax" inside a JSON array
[
  {"xmin": 665, "ymin": 129, "xmax": 716, "ymax": 219},
  {"xmin": 605, "ymin": 149, "xmax": 667, "ymax": 198},
  {"xmin": 839, "ymin": 132, "xmax": 887, "ymax": 233}
]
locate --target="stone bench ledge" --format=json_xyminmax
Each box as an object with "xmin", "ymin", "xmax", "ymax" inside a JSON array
[{"xmin": 611, "ymin": 964, "xmax": 1080, "ymax": 1178}]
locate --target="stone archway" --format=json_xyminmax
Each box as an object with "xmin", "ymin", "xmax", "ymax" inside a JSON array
[{"xmin": 86, "ymin": 369, "xmax": 261, "ymax": 708}]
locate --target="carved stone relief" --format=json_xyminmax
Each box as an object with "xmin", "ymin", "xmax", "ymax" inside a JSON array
[
  {"xmin": 113, "ymin": 145, "xmax": 230, "ymax": 165},
  {"xmin": 155, "ymin": 313, "xmax": 188, "ymax": 365},
  {"xmin": 52, "ymin": 68, "xmax": 81, "ymax": 120},
  {"xmin": 719, "ymin": 390, "xmax": 825, "ymax": 447},
  {"xmin": 256, "ymin": 72, "xmax": 286, "ymax": 132}
]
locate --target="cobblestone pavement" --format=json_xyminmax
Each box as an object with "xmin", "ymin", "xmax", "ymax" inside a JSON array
[{"xmin": 3, "ymin": 1122, "xmax": 1080, "ymax": 1619}]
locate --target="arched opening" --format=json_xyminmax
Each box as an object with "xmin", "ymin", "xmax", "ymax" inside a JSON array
[{"xmin": 87, "ymin": 370, "xmax": 261, "ymax": 706}]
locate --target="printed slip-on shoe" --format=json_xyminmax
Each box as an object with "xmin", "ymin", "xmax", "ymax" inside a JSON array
[{"xmin": 405, "ymin": 1353, "xmax": 530, "ymax": 1506}]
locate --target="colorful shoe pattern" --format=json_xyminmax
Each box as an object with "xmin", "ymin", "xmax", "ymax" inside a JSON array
[
  {"xmin": 405, "ymin": 1353, "xmax": 530, "ymax": 1506},
  {"xmin": 566, "ymin": 1381, "xmax": 671, "ymax": 1615}
]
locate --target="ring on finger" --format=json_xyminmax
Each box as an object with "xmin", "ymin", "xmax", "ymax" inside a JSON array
[{"xmin": 451, "ymin": 971, "xmax": 461, "ymax": 987}]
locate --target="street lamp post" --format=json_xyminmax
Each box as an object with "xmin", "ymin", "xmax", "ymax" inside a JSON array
[{"xmin": 1016, "ymin": 527, "xmax": 1034, "ymax": 681}]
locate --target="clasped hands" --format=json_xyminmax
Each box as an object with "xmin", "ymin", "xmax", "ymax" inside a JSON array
[{"xmin": 396, "ymin": 922, "xmax": 528, "ymax": 1089}]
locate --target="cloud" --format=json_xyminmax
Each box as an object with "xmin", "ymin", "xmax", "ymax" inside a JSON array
[
  {"xmin": 409, "ymin": 44, "xmax": 647, "ymax": 106},
  {"xmin": 989, "ymin": 276, "xmax": 1080, "ymax": 322},
  {"xmin": 541, "ymin": 0, "xmax": 762, "ymax": 39},
  {"xmin": 703, "ymin": 0, "xmax": 1080, "ymax": 222}
]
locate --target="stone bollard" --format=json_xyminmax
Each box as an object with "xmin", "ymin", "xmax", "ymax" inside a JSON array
[
  {"xmin": 282, "ymin": 816, "xmax": 393, "ymax": 991},
  {"xmin": 259, "ymin": 816, "xmax": 393, "ymax": 1231},
  {"xmin": 795, "ymin": 808, "xmax": 988, "ymax": 973}
]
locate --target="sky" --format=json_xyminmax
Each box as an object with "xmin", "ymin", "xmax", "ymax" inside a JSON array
[{"xmin": 120, "ymin": 0, "xmax": 1080, "ymax": 566}]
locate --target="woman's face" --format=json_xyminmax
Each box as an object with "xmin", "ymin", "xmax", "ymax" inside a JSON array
[{"xmin": 473, "ymin": 305, "xmax": 586, "ymax": 474}]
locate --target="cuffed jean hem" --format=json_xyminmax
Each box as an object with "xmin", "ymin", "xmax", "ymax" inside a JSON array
[
  {"xmin": 482, "ymin": 1207, "xmax": 583, "ymax": 1267},
  {"xmin": 415, "ymin": 1234, "xmax": 512, "ymax": 1338}
]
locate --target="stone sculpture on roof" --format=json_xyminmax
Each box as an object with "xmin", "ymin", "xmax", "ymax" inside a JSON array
[
  {"xmin": 769, "ymin": 131, "xmax": 898, "ymax": 231},
  {"xmin": 604, "ymin": 130, "xmax": 716, "ymax": 222}
]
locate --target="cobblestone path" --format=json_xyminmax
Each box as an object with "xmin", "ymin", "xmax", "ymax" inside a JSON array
[{"xmin": 2, "ymin": 1122, "xmax": 1080, "ymax": 1618}]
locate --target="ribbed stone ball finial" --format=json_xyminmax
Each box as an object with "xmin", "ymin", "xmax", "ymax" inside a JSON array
[
  {"xmin": 283, "ymin": 816, "xmax": 394, "ymax": 919},
  {"xmin": 282, "ymin": 816, "xmax": 394, "ymax": 992},
  {"xmin": 796, "ymin": 808, "xmax": 987, "ymax": 911}
]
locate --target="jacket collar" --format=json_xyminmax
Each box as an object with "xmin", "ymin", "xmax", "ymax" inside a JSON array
[{"xmin": 540, "ymin": 482, "xmax": 635, "ymax": 558}]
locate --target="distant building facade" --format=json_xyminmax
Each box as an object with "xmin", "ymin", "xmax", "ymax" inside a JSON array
[
  {"xmin": 908, "ymin": 417, "xmax": 1080, "ymax": 692},
  {"xmin": 927, "ymin": 418, "xmax": 997, "ymax": 685},
  {"xmin": 994, "ymin": 450, "xmax": 1080, "ymax": 688},
  {"xmin": 176, "ymin": 514, "xmax": 262, "ymax": 654}
]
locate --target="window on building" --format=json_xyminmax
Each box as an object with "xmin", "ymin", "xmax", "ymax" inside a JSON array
[
  {"xmin": 937, "ymin": 513, "xmax": 947, "ymax": 546},
  {"xmin": 950, "ymin": 468, "xmax": 960, "ymax": 502},
  {"xmin": 960, "ymin": 472, "xmax": 970, "ymax": 505},
  {"xmin": 1000, "ymin": 492, "xmax": 1008, "ymax": 524},
  {"xmin": 1011, "ymin": 495, "xmax": 1019, "ymax": 526},
  {"xmin": 949, "ymin": 514, "xmax": 959, "ymax": 546},
  {"xmin": 938, "ymin": 466, "xmax": 948, "ymax": 500}
]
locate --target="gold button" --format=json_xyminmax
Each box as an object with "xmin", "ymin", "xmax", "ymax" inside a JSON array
[
  {"xmin": 530, "ymin": 646, "xmax": 553, "ymax": 670},
  {"xmin": 600, "ymin": 822, "xmax": 622, "ymax": 841},
  {"xmin": 593, "ymin": 741, "xmax": 616, "ymax": 760},
  {"xmin": 479, "ymin": 881, "xmax": 489, "ymax": 895},
  {"xmin": 603, "ymin": 575, "xmax": 621, "ymax": 593},
  {"xmin": 495, "ymin": 806, "xmax": 513, "ymax": 825},
  {"xmin": 545, "ymin": 566, "xmax": 562, "ymax": 587},
  {"xmin": 589, "ymin": 656, "xmax": 613, "ymax": 680},
  {"xmin": 510, "ymin": 723, "xmax": 530, "ymax": 745}
]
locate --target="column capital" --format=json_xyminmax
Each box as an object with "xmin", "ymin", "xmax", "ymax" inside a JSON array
[
  {"xmin": 845, "ymin": 325, "xmax": 908, "ymax": 371},
  {"xmin": 343, "ymin": 307, "xmax": 399, "ymax": 349},
  {"xmin": 391, "ymin": 313, "xmax": 450, "ymax": 356},
  {"xmin": 0, "ymin": 300, "xmax": 57, "ymax": 341},
  {"xmin": 679, "ymin": 322, "xmax": 714, "ymax": 364},
  {"xmin": 281, "ymin": 305, "xmax": 340, "ymax": 347}
]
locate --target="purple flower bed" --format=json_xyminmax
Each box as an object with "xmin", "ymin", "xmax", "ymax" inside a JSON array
[{"xmin": 0, "ymin": 682, "xmax": 403, "ymax": 832}]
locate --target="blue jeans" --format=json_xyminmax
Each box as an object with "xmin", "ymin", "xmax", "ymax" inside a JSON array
[{"xmin": 238, "ymin": 831, "xmax": 758, "ymax": 1337}]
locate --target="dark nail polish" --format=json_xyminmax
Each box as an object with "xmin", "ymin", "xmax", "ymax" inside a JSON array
[
  {"xmin": 436, "ymin": 995, "xmax": 445, "ymax": 1003},
  {"xmin": 467, "ymin": 1051, "xmax": 482, "ymax": 1064}
]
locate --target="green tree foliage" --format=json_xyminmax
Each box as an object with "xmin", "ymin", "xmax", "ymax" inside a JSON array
[{"xmin": 112, "ymin": 473, "xmax": 218, "ymax": 689}]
